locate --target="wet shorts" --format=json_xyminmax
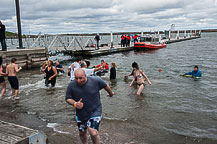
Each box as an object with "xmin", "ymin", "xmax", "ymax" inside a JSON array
[
  {"xmin": 75, "ymin": 116, "xmax": 102, "ymax": 132},
  {"xmin": 0, "ymin": 76, "xmax": 5, "ymax": 83},
  {"xmin": 8, "ymin": 76, "xmax": 19, "ymax": 90}
]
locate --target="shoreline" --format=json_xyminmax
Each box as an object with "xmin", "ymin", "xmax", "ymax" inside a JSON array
[{"xmin": 1, "ymin": 98, "xmax": 217, "ymax": 144}]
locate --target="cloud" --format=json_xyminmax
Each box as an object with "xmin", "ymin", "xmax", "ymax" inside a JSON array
[{"xmin": 0, "ymin": 0, "xmax": 217, "ymax": 34}]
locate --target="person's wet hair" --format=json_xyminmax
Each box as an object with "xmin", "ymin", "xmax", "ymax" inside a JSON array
[
  {"xmin": 48, "ymin": 60, "xmax": 54, "ymax": 66},
  {"xmin": 132, "ymin": 62, "xmax": 139, "ymax": 69},
  {"xmin": 76, "ymin": 56, "xmax": 83, "ymax": 62},
  {"xmin": 11, "ymin": 58, "xmax": 17, "ymax": 63},
  {"xmin": 85, "ymin": 61, "xmax": 90, "ymax": 67},
  {"xmin": 194, "ymin": 65, "xmax": 199, "ymax": 69},
  {"xmin": 80, "ymin": 61, "xmax": 87, "ymax": 68}
]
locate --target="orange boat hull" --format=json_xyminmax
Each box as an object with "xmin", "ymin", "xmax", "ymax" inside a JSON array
[{"xmin": 134, "ymin": 42, "xmax": 167, "ymax": 49}]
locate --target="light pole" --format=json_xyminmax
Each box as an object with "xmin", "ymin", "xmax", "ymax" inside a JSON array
[{"xmin": 15, "ymin": 0, "xmax": 24, "ymax": 49}]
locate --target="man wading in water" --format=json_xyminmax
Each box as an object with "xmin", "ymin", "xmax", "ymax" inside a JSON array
[
  {"xmin": 6, "ymin": 58, "xmax": 22, "ymax": 99},
  {"xmin": 66, "ymin": 68, "xmax": 114, "ymax": 144}
]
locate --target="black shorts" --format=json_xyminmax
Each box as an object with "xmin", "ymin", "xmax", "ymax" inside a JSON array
[
  {"xmin": 0, "ymin": 76, "xmax": 5, "ymax": 83},
  {"xmin": 8, "ymin": 76, "xmax": 19, "ymax": 90},
  {"xmin": 45, "ymin": 77, "xmax": 56, "ymax": 87}
]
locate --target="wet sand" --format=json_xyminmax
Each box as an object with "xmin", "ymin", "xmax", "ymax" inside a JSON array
[{"xmin": 1, "ymin": 98, "xmax": 217, "ymax": 144}]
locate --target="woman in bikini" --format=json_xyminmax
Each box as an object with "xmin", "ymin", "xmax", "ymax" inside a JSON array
[{"xmin": 129, "ymin": 62, "xmax": 152, "ymax": 95}]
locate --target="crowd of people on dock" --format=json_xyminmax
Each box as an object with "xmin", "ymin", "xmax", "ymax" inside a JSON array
[{"xmin": 120, "ymin": 34, "xmax": 139, "ymax": 47}]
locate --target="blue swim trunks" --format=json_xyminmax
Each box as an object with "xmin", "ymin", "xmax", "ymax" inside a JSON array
[
  {"xmin": 75, "ymin": 115, "xmax": 102, "ymax": 132},
  {"xmin": 8, "ymin": 76, "xmax": 19, "ymax": 90}
]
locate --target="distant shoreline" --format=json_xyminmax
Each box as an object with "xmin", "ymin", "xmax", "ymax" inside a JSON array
[{"xmin": 6, "ymin": 28, "xmax": 217, "ymax": 38}]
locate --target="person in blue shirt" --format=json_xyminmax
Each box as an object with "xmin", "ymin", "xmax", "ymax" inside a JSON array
[
  {"xmin": 184, "ymin": 65, "xmax": 202, "ymax": 77},
  {"xmin": 55, "ymin": 60, "xmax": 64, "ymax": 74},
  {"xmin": 65, "ymin": 68, "xmax": 114, "ymax": 144}
]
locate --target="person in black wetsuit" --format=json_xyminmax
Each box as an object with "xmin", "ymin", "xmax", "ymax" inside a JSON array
[
  {"xmin": 110, "ymin": 62, "xmax": 116, "ymax": 80},
  {"xmin": 43, "ymin": 60, "xmax": 57, "ymax": 87}
]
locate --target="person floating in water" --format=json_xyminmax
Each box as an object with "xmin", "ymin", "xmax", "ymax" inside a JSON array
[
  {"xmin": 183, "ymin": 65, "xmax": 202, "ymax": 78},
  {"xmin": 129, "ymin": 62, "xmax": 152, "ymax": 95},
  {"xmin": 110, "ymin": 62, "xmax": 116, "ymax": 80},
  {"xmin": 43, "ymin": 60, "xmax": 57, "ymax": 87}
]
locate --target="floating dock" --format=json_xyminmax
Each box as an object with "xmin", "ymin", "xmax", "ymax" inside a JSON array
[
  {"xmin": 0, "ymin": 120, "xmax": 47, "ymax": 144},
  {"xmin": 73, "ymin": 45, "xmax": 133, "ymax": 57},
  {"xmin": 72, "ymin": 35, "xmax": 201, "ymax": 57}
]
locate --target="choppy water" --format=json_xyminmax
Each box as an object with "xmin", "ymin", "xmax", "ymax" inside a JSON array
[{"xmin": 4, "ymin": 32, "xmax": 217, "ymax": 143}]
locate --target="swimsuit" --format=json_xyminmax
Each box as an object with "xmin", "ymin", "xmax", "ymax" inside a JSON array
[{"xmin": 8, "ymin": 76, "xmax": 19, "ymax": 89}]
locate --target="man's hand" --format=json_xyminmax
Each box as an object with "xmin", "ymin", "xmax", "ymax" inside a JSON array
[{"xmin": 76, "ymin": 98, "xmax": 84, "ymax": 109}]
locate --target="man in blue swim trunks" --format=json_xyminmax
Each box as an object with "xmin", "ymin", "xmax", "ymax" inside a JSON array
[
  {"xmin": 66, "ymin": 68, "xmax": 114, "ymax": 144},
  {"xmin": 6, "ymin": 58, "xmax": 22, "ymax": 99}
]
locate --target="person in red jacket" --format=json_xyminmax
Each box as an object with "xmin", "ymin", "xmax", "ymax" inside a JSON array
[
  {"xmin": 126, "ymin": 35, "xmax": 131, "ymax": 47},
  {"xmin": 121, "ymin": 35, "xmax": 125, "ymax": 47},
  {"xmin": 95, "ymin": 60, "xmax": 109, "ymax": 76},
  {"xmin": 133, "ymin": 34, "xmax": 139, "ymax": 43}
]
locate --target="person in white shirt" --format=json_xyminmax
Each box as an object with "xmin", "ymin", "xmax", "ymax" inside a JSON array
[
  {"xmin": 68, "ymin": 57, "xmax": 82, "ymax": 81},
  {"xmin": 80, "ymin": 61, "xmax": 102, "ymax": 76}
]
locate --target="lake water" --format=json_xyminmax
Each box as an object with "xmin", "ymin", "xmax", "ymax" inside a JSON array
[{"xmin": 2, "ymin": 32, "xmax": 217, "ymax": 143}]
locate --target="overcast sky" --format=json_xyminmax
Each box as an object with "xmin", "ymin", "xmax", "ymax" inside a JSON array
[{"xmin": 1, "ymin": 0, "xmax": 217, "ymax": 34}]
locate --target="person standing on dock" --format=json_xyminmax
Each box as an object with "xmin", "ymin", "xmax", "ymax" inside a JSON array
[
  {"xmin": 6, "ymin": 58, "xmax": 22, "ymax": 99},
  {"xmin": 0, "ymin": 21, "xmax": 7, "ymax": 51},
  {"xmin": 65, "ymin": 68, "xmax": 114, "ymax": 144},
  {"xmin": 43, "ymin": 60, "xmax": 57, "ymax": 87},
  {"xmin": 124, "ymin": 35, "xmax": 127, "ymax": 47},
  {"xmin": 94, "ymin": 34, "xmax": 100, "ymax": 50},
  {"xmin": 127, "ymin": 35, "xmax": 131, "ymax": 47},
  {"xmin": 0, "ymin": 57, "xmax": 6, "ymax": 97},
  {"xmin": 121, "ymin": 35, "xmax": 125, "ymax": 47},
  {"xmin": 133, "ymin": 34, "xmax": 139, "ymax": 43}
]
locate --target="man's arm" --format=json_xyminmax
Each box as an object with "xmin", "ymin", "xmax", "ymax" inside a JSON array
[
  {"xmin": 104, "ymin": 84, "xmax": 114, "ymax": 97},
  {"xmin": 15, "ymin": 65, "xmax": 22, "ymax": 73}
]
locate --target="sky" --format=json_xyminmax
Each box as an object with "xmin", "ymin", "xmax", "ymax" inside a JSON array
[{"xmin": 1, "ymin": 0, "xmax": 217, "ymax": 34}]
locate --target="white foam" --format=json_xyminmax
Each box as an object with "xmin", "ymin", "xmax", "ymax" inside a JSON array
[{"xmin": 46, "ymin": 123, "xmax": 71, "ymax": 135}]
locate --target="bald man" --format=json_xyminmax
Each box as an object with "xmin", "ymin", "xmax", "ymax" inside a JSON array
[{"xmin": 65, "ymin": 68, "xmax": 114, "ymax": 144}]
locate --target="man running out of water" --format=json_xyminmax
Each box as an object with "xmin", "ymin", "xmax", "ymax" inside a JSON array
[
  {"xmin": 6, "ymin": 58, "xmax": 22, "ymax": 98},
  {"xmin": 65, "ymin": 68, "xmax": 114, "ymax": 144},
  {"xmin": 129, "ymin": 62, "xmax": 152, "ymax": 95}
]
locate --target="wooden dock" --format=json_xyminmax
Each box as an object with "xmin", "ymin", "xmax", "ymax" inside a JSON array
[
  {"xmin": 0, "ymin": 48, "xmax": 48, "ymax": 69},
  {"xmin": 0, "ymin": 120, "xmax": 47, "ymax": 144},
  {"xmin": 73, "ymin": 45, "xmax": 133, "ymax": 57},
  {"xmin": 165, "ymin": 36, "xmax": 201, "ymax": 44},
  {"xmin": 72, "ymin": 35, "xmax": 201, "ymax": 57}
]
